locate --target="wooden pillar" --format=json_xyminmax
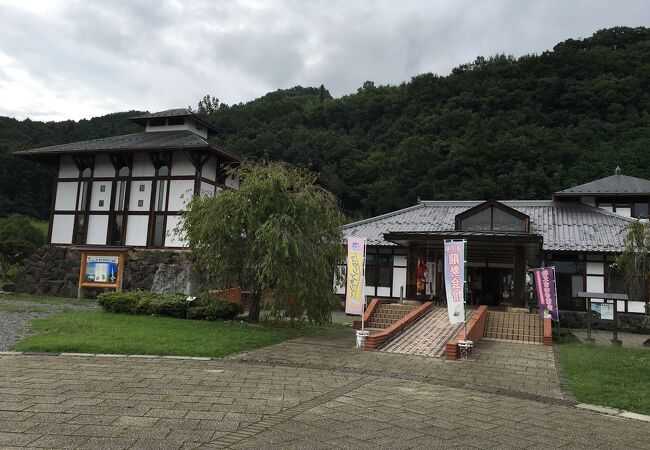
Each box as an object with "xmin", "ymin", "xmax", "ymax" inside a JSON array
[{"xmin": 513, "ymin": 246, "xmax": 526, "ymax": 307}]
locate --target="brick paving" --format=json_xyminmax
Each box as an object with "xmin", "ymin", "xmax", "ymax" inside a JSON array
[
  {"xmin": 0, "ymin": 329, "xmax": 648, "ymax": 448},
  {"xmin": 381, "ymin": 307, "xmax": 461, "ymax": 357}
]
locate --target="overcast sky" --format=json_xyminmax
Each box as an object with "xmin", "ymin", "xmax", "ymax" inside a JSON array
[{"xmin": 1, "ymin": 0, "xmax": 649, "ymax": 122}]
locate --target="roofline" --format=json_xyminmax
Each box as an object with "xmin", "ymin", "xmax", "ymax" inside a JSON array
[
  {"xmin": 554, "ymin": 191, "xmax": 650, "ymax": 197},
  {"xmin": 342, "ymin": 203, "xmax": 425, "ymax": 229},
  {"xmin": 129, "ymin": 112, "xmax": 221, "ymax": 134}
]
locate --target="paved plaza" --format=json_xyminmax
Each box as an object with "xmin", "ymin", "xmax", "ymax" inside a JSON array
[{"xmin": 0, "ymin": 329, "xmax": 648, "ymax": 449}]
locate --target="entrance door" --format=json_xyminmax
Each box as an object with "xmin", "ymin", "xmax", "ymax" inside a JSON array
[{"xmin": 470, "ymin": 267, "xmax": 508, "ymax": 306}]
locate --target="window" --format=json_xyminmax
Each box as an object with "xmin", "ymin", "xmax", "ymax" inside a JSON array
[
  {"xmin": 78, "ymin": 182, "xmax": 89, "ymax": 210},
  {"xmin": 115, "ymin": 181, "xmax": 127, "ymax": 211},
  {"xmin": 153, "ymin": 215, "xmax": 165, "ymax": 247},
  {"xmin": 81, "ymin": 167, "xmax": 92, "ymax": 178},
  {"xmin": 100, "ymin": 185, "xmax": 106, "ymax": 192},
  {"xmin": 118, "ymin": 166, "xmax": 130, "ymax": 177},
  {"xmin": 110, "ymin": 215, "xmax": 124, "ymax": 246},
  {"xmin": 158, "ymin": 165, "xmax": 169, "ymax": 177},
  {"xmin": 458, "ymin": 203, "xmax": 527, "ymax": 232},
  {"xmin": 460, "ymin": 208, "xmax": 491, "ymax": 231},
  {"xmin": 73, "ymin": 215, "xmax": 85, "ymax": 244},
  {"xmin": 98, "ymin": 200, "xmax": 104, "ymax": 207},
  {"xmin": 365, "ymin": 253, "xmax": 393, "ymax": 288},
  {"xmin": 150, "ymin": 118, "xmax": 166, "ymax": 127},
  {"xmin": 634, "ymin": 201, "xmax": 649, "ymax": 218},
  {"xmin": 139, "ymin": 184, "xmax": 146, "ymax": 192},
  {"xmin": 168, "ymin": 117, "xmax": 185, "ymax": 126},
  {"xmin": 138, "ymin": 200, "xmax": 144, "ymax": 207}
]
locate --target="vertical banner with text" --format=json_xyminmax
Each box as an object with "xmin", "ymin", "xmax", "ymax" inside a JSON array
[
  {"xmin": 444, "ymin": 240, "xmax": 466, "ymax": 324},
  {"xmin": 531, "ymin": 266, "xmax": 559, "ymax": 321},
  {"xmin": 345, "ymin": 237, "xmax": 365, "ymax": 315}
]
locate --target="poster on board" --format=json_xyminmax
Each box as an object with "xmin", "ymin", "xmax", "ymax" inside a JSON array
[{"xmin": 84, "ymin": 255, "xmax": 119, "ymax": 285}]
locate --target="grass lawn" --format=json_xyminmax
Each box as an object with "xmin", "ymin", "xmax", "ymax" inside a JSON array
[
  {"xmin": 1, "ymin": 293, "xmax": 97, "ymax": 306},
  {"xmin": 12, "ymin": 311, "xmax": 343, "ymax": 358},
  {"xmin": 559, "ymin": 343, "xmax": 650, "ymax": 415}
]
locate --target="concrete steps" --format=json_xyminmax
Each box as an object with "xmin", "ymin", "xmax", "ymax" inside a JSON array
[
  {"xmin": 365, "ymin": 303, "xmax": 419, "ymax": 329},
  {"xmin": 483, "ymin": 311, "xmax": 543, "ymax": 344},
  {"xmin": 381, "ymin": 307, "xmax": 462, "ymax": 357}
]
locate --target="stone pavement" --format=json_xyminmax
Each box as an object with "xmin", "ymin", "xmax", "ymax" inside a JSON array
[{"xmin": 0, "ymin": 329, "xmax": 648, "ymax": 449}]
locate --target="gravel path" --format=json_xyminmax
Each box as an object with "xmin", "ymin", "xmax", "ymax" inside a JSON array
[{"xmin": 0, "ymin": 298, "xmax": 99, "ymax": 350}]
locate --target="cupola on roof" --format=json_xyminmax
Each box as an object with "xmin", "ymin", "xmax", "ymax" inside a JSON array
[
  {"xmin": 554, "ymin": 167, "xmax": 650, "ymax": 196},
  {"xmin": 129, "ymin": 108, "xmax": 221, "ymax": 136}
]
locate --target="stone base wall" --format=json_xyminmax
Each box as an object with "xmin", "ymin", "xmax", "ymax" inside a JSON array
[
  {"xmin": 19, "ymin": 245, "xmax": 204, "ymax": 298},
  {"xmin": 559, "ymin": 310, "xmax": 648, "ymax": 333}
]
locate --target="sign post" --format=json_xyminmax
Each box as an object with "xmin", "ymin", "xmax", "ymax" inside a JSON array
[{"xmin": 76, "ymin": 247, "xmax": 128, "ymax": 299}]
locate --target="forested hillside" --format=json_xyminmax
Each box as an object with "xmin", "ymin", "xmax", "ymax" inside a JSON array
[{"xmin": 2, "ymin": 26, "xmax": 650, "ymax": 220}]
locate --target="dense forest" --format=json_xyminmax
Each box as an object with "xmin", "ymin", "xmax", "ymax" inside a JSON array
[{"xmin": 2, "ymin": 26, "xmax": 650, "ymax": 221}]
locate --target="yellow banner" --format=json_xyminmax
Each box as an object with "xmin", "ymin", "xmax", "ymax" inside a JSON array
[{"xmin": 345, "ymin": 237, "xmax": 365, "ymax": 314}]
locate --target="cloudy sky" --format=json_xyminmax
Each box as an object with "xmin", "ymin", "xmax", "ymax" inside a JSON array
[{"xmin": 1, "ymin": 0, "xmax": 649, "ymax": 121}]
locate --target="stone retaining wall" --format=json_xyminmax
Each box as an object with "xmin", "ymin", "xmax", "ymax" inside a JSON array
[
  {"xmin": 18, "ymin": 245, "xmax": 203, "ymax": 297},
  {"xmin": 559, "ymin": 310, "xmax": 648, "ymax": 333}
]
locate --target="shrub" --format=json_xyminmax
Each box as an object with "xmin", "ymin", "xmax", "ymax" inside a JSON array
[
  {"xmin": 187, "ymin": 292, "xmax": 243, "ymax": 321},
  {"xmin": 96, "ymin": 290, "xmax": 243, "ymax": 321},
  {"xmin": 97, "ymin": 291, "xmax": 186, "ymax": 318}
]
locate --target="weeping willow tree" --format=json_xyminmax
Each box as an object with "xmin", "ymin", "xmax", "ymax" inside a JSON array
[
  {"xmin": 181, "ymin": 160, "xmax": 345, "ymax": 323},
  {"xmin": 616, "ymin": 221, "xmax": 650, "ymax": 324}
]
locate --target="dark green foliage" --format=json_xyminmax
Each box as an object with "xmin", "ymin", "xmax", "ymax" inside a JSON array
[
  {"xmin": 186, "ymin": 293, "xmax": 243, "ymax": 321},
  {"xmin": 96, "ymin": 290, "xmax": 243, "ymax": 321},
  {"xmin": 0, "ymin": 214, "xmax": 45, "ymax": 282},
  {"xmin": 97, "ymin": 291, "xmax": 186, "ymax": 317},
  {"xmin": 3, "ymin": 28, "xmax": 650, "ymax": 219}
]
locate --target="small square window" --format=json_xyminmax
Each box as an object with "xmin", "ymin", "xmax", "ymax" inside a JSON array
[
  {"xmin": 138, "ymin": 200, "xmax": 144, "ymax": 207},
  {"xmin": 100, "ymin": 185, "xmax": 106, "ymax": 192},
  {"xmin": 139, "ymin": 184, "xmax": 145, "ymax": 192},
  {"xmin": 98, "ymin": 200, "xmax": 104, "ymax": 207}
]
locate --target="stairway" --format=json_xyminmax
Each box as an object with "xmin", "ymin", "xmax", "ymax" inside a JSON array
[
  {"xmin": 483, "ymin": 311, "xmax": 543, "ymax": 344},
  {"xmin": 381, "ymin": 307, "xmax": 462, "ymax": 357},
  {"xmin": 365, "ymin": 303, "xmax": 419, "ymax": 329}
]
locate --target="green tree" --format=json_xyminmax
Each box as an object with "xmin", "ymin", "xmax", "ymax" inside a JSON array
[
  {"xmin": 0, "ymin": 214, "xmax": 45, "ymax": 283},
  {"xmin": 196, "ymin": 95, "xmax": 221, "ymax": 116},
  {"xmin": 616, "ymin": 221, "xmax": 650, "ymax": 306},
  {"xmin": 180, "ymin": 161, "xmax": 345, "ymax": 323}
]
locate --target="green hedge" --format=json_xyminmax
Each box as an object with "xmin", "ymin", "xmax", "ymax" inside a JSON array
[{"xmin": 97, "ymin": 291, "xmax": 243, "ymax": 321}]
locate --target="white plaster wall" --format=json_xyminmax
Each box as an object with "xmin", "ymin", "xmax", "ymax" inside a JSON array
[
  {"xmin": 90, "ymin": 182, "xmax": 112, "ymax": 211},
  {"xmin": 129, "ymin": 181, "xmax": 151, "ymax": 211},
  {"xmin": 58, "ymin": 156, "xmax": 78, "ymax": 178},
  {"xmin": 132, "ymin": 153, "xmax": 155, "ymax": 177},
  {"xmin": 365, "ymin": 286, "xmax": 376, "ymax": 297},
  {"xmin": 54, "ymin": 182, "xmax": 78, "ymax": 211},
  {"xmin": 616, "ymin": 207, "xmax": 632, "ymax": 218},
  {"xmin": 51, "ymin": 215, "xmax": 74, "ymax": 244},
  {"xmin": 125, "ymin": 215, "xmax": 149, "ymax": 247},
  {"xmin": 168, "ymin": 179, "xmax": 195, "ymax": 211},
  {"xmin": 202, "ymin": 157, "xmax": 217, "ymax": 181},
  {"xmin": 200, "ymin": 181, "xmax": 214, "ymax": 197},
  {"xmin": 586, "ymin": 276, "xmax": 604, "ymax": 293},
  {"xmin": 164, "ymin": 215, "xmax": 188, "ymax": 247},
  {"xmin": 392, "ymin": 267, "xmax": 407, "ymax": 299},
  {"xmin": 171, "ymin": 152, "xmax": 196, "ymax": 176},
  {"xmin": 86, "ymin": 215, "xmax": 108, "ymax": 245},
  {"xmin": 225, "ymin": 173, "xmax": 239, "ymax": 189},
  {"xmin": 93, "ymin": 155, "xmax": 114, "ymax": 177}
]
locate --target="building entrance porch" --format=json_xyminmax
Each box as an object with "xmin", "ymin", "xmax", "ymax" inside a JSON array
[{"xmin": 384, "ymin": 231, "xmax": 543, "ymax": 308}]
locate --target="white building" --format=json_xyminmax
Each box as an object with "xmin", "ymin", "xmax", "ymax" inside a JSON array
[{"xmin": 15, "ymin": 109, "xmax": 239, "ymax": 248}]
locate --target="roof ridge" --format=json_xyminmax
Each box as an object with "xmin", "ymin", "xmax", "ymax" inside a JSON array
[{"xmin": 342, "ymin": 203, "xmax": 424, "ymax": 229}]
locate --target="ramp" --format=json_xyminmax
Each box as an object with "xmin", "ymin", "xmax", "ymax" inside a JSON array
[{"xmin": 381, "ymin": 307, "xmax": 462, "ymax": 358}]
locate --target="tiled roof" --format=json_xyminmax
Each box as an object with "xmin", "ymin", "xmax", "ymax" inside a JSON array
[
  {"xmin": 554, "ymin": 174, "xmax": 650, "ymax": 195},
  {"xmin": 129, "ymin": 108, "xmax": 193, "ymax": 119},
  {"xmin": 342, "ymin": 200, "xmax": 633, "ymax": 252},
  {"xmin": 13, "ymin": 130, "xmax": 240, "ymax": 161}
]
